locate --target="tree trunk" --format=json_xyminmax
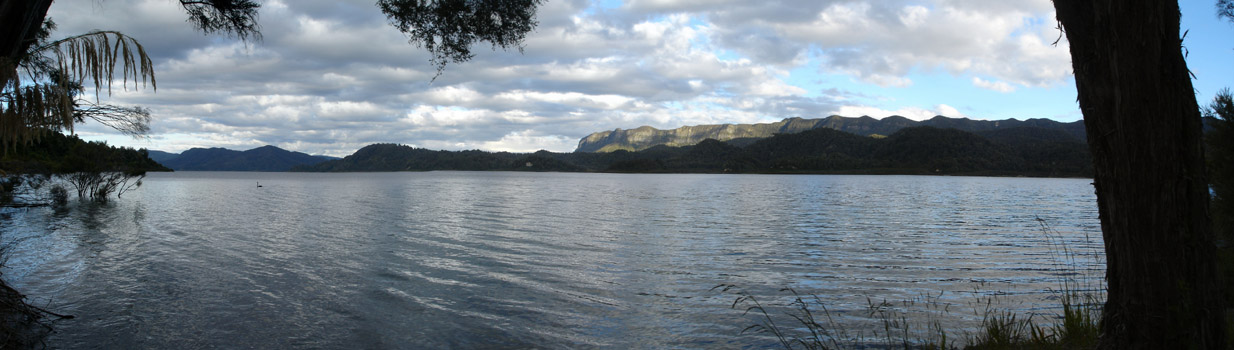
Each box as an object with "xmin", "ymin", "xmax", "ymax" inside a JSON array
[
  {"xmin": 1052, "ymin": 1, "xmax": 1224, "ymax": 348},
  {"xmin": 0, "ymin": 0, "xmax": 52, "ymax": 56},
  {"xmin": 0, "ymin": 0, "xmax": 53, "ymax": 81}
]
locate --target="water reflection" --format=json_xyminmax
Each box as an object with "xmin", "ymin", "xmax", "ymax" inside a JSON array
[{"xmin": 0, "ymin": 172, "xmax": 1102, "ymax": 348}]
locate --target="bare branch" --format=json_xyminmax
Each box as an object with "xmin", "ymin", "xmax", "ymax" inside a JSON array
[{"xmin": 72, "ymin": 102, "xmax": 151, "ymax": 138}]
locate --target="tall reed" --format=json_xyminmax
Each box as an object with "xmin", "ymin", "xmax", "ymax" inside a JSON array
[{"xmin": 722, "ymin": 217, "xmax": 1104, "ymax": 349}]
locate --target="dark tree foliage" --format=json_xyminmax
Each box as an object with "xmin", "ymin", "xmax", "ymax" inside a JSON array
[
  {"xmin": 873, "ymin": 127, "xmax": 1018, "ymax": 173},
  {"xmin": 674, "ymin": 139, "xmax": 742, "ymax": 171},
  {"xmin": 179, "ymin": 0, "xmax": 262, "ymax": 41},
  {"xmin": 1, "ymin": 130, "xmax": 167, "ymax": 205},
  {"xmin": 301, "ymin": 143, "xmax": 521, "ymax": 172},
  {"xmin": 158, "ymin": 145, "xmax": 331, "ymax": 171},
  {"xmin": 0, "ymin": 130, "xmax": 168, "ymax": 175},
  {"xmin": 512, "ymin": 152, "xmax": 585, "ymax": 172},
  {"xmin": 1208, "ymin": 88, "xmax": 1234, "ymax": 241},
  {"xmin": 1220, "ymin": 0, "xmax": 1234, "ymax": 22},
  {"xmin": 377, "ymin": 0, "xmax": 543, "ymax": 76},
  {"xmin": 1208, "ymin": 88, "xmax": 1234, "ymax": 323},
  {"xmin": 739, "ymin": 128, "xmax": 877, "ymax": 172}
]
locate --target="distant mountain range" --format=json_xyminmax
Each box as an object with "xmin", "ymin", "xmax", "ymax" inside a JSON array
[
  {"xmin": 575, "ymin": 115, "xmax": 1087, "ymax": 152},
  {"xmin": 152, "ymin": 145, "xmax": 337, "ymax": 171},
  {"xmin": 296, "ymin": 125, "xmax": 1094, "ymax": 177}
]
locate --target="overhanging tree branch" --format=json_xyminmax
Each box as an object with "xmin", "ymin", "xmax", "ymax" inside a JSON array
[
  {"xmin": 1, "ymin": 30, "xmax": 155, "ymax": 151},
  {"xmin": 180, "ymin": 0, "xmax": 262, "ymax": 42},
  {"xmin": 377, "ymin": 0, "xmax": 543, "ymax": 79}
]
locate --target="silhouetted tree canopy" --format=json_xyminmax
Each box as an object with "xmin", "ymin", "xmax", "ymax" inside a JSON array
[
  {"xmin": 1, "ymin": 19, "xmax": 155, "ymax": 152},
  {"xmin": 378, "ymin": 0, "xmax": 543, "ymax": 77},
  {"xmin": 1208, "ymin": 88, "xmax": 1234, "ymax": 240},
  {"xmin": 179, "ymin": 0, "xmax": 262, "ymax": 42}
]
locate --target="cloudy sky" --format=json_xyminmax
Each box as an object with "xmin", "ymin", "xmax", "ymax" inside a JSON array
[{"xmin": 49, "ymin": 0, "xmax": 1234, "ymax": 156}]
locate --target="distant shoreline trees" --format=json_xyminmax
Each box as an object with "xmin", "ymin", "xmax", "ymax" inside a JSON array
[
  {"xmin": 293, "ymin": 125, "xmax": 1095, "ymax": 178},
  {"xmin": 0, "ymin": 131, "xmax": 168, "ymax": 206}
]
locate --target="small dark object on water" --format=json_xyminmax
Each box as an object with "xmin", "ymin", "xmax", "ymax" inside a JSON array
[{"xmin": 257, "ymin": 182, "xmax": 263, "ymax": 188}]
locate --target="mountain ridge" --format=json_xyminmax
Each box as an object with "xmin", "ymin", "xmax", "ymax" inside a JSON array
[
  {"xmin": 296, "ymin": 125, "xmax": 1093, "ymax": 177},
  {"xmin": 154, "ymin": 145, "xmax": 337, "ymax": 171},
  {"xmin": 575, "ymin": 115, "xmax": 1086, "ymax": 152}
]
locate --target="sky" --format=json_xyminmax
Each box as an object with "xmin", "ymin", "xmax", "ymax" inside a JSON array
[{"xmin": 48, "ymin": 0, "xmax": 1234, "ymax": 156}]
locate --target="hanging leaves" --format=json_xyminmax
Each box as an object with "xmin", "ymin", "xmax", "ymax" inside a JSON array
[{"xmin": 1, "ymin": 31, "xmax": 155, "ymax": 152}]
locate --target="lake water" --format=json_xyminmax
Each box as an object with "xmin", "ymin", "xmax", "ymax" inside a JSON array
[{"xmin": 0, "ymin": 172, "xmax": 1102, "ymax": 348}]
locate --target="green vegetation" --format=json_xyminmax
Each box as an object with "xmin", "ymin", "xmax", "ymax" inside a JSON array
[
  {"xmin": 0, "ymin": 130, "xmax": 167, "ymax": 206},
  {"xmin": 296, "ymin": 126, "xmax": 1093, "ymax": 177},
  {"xmin": 722, "ymin": 219, "xmax": 1104, "ymax": 349},
  {"xmin": 722, "ymin": 288, "xmax": 1100, "ymax": 350},
  {"xmin": 0, "ymin": 131, "xmax": 166, "ymax": 175}
]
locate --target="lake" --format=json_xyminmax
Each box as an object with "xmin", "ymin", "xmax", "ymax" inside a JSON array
[{"xmin": 0, "ymin": 172, "xmax": 1102, "ymax": 348}]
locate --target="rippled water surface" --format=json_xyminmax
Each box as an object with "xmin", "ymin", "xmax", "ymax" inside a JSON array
[{"xmin": 1, "ymin": 172, "xmax": 1101, "ymax": 348}]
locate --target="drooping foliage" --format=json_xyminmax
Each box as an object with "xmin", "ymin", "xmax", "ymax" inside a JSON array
[
  {"xmin": 377, "ymin": 0, "xmax": 543, "ymax": 77},
  {"xmin": 179, "ymin": 0, "xmax": 262, "ymax": 42},
  {"xmin": 0, "ymin": 0, "xmax": 261, "ymax": 150},
  {"xmin": 1, "ymin": 20, "xmax": 155, "ymax": 152}
]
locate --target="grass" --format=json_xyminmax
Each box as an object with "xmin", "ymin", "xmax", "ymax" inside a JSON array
[{"xmin": 720, "ymin": 217, "xmax": 1104, "ymax": 349}]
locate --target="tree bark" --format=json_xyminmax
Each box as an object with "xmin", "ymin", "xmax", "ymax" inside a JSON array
[
  {"xmin": 0, "ymin": 0, "xmax": 53, "ymax": 85},
  {"xmin": 1052, "ymin": 1, "xmax": 1224, "ymax": 348}
]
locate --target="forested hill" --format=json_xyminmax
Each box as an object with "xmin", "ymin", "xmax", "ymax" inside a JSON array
[
  {"xmin": 575, "ymin": 115, "xmax": 1086, "ymax": 152},
  {"xmin": 154, "ymin": 145, "xmax": 337, "ymax": 171},
  {"xmin": 0, "ymin": 131, "xmax": 169, "ymax": 174},
  {"xmin": 295, "ymin": 125, "xmax": 1094, "ymax": 177}
]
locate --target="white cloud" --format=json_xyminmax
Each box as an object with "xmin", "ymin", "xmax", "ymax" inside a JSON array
[
  {"xmin": 691, "ymin": 1, "xmax": 1071, "ymax": 87},
  {"xmin": 835, "ymin": 105, "xmax": 959, "ymax": 121},
  {"xmin": 46, "ymin": 0, "xmax": 1077, "ymax": 156},
  {"xmin": 935, "ymin": 104, "xmax": 965, "ymax": 118},
  {"xmin": 972, "ymin": 77, "xmax": 1017, "ymax": 93},
  {"xmin": 479, "ymin": 130, "xmax": 578, "ymax": 153}
]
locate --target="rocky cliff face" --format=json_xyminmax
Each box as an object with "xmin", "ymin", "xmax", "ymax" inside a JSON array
[
  {"xmin": 576, "ymin": 117, "xmax": 838, "ymax": 152},
  {"xmin": 575, "ymin": 115, "xmax": 1085, "ymax": 152}
]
